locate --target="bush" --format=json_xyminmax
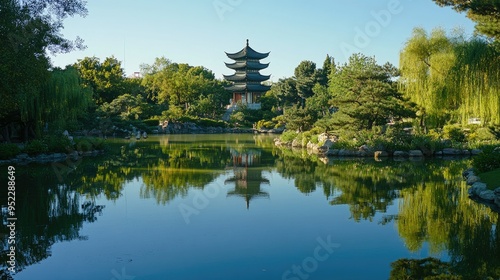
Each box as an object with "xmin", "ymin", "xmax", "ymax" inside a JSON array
[
  {"xmin": 443, "ymin": 125, "xmax": 466, "ymax": 143},
  {"xmin": 255, "ymin": 120, "xmax": 275, "ymax": 130},
  {"xmin": 0, "ymin": 143, "xmax": 21, "ymax": 159},
  {"xmin": 44, "ymin": 135, "xmax": 72, "ymax": 153},
  {"xmin": 280, "ymin": 131, "xmax": 298, "ymax": 142},
  {"xmin": 472, "ymin": 146, "xmax": 500, "ymax": 173},
  {"xmin": 23, "ymin": 140, "xmax": 49, "ymax": 155}
]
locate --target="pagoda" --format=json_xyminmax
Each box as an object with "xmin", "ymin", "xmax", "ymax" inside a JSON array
[{"xmin": 224, "ymin": 40, "xmax": 270, "ymax": 110}]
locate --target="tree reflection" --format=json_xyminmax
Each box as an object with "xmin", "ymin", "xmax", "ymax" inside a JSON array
[
  {"xmin": 396, "ymin": 179, "xmax": 500, "ymax": 278},
  {"xmin": 0, "ymin": 167, "xmax": 104, "ymax": 275}
]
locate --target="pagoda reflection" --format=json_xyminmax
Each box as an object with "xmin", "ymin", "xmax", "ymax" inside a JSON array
[{"xmin": 225, "ymin": 148, "xmax": 270, "ymax": 209}]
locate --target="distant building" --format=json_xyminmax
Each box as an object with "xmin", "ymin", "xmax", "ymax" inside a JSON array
[
  {"xmin": 224, "ymin": 40, "xmax": 270, "ymax": 110},
  {"xmin": 129, "ymin": 72, "xmax": 141, "ymax": 79}
]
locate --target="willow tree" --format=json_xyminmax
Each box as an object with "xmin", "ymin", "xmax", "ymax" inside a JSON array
[
  {"xmin": 400, "ymin": 27, "xmax": 500, "ymax": 127},
  {"xmin": 449, "ymin": 38, "xmax": 500, "ymax": 125},
  {"xmin": 399, "ymin": 28, "xmax": 458, "ymax": 127},
  {"xmin": 42, "ymin": 67, "xmax": 92, "ymax": 131}
]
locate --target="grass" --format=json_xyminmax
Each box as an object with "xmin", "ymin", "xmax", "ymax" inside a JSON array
[{"xmin": 477, "ymin": 168, "xmax": 500, "ymax": 189}]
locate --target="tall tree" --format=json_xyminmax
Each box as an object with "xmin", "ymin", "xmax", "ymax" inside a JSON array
[
  {"xmin": 433, "ymin": 0, "xmax": 500, "ymax": 41},
  {"xmin": 400, "ymin": 27, "xmax": 500, "ymax": 127},
  {"xmin": 42, "ymin": 67, "xmax": 92, "ymax": 131},
  {"xmin": 74, "ymin": 56, "xmax": 126, "ymax": 104},
  {"xmin": 0, "ymin": 0, "xmax": 87, "ymax": 140},
  {"xmin": 294, "ymin": 60, "xmax": 318, "ymax": 106},
  {"xmin": 329, "ymin": 54, "xmax": 416, "ymax": 130}
]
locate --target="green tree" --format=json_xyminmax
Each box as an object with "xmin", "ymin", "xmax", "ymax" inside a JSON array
[
  {"xmin": 400, "ymin": 27, "xmax": 500, "ymax": 127},
  {"xmin": 98, "ymin": 93, "xmax": 147, "ymax": 121},
  {"xmin": 42, "ymin": 67, "xmax": 92, "ymax": 131},
  {"xmin": 0, "ymin": 0, "xmax": 86, "ymax": 140},
  {"xmin": 283, "ymin": 104, "xmax": 317, "ymax": 132},
  {"xmin": 74, "ymin": 56, "xmax": 126, "ymax": 104},
  {"xmin": 329, "ymin": 54, "xmax": 416, "ymax": 130},
  {"xmin": 294, "ymin": 60, "xmax": 319, "ymax": 106},
  {"xmin": 141, "ymin": 57, "xmax": 227, "ymax": 117},
  {"xmin": 433, "ymin": 0, "xmax": 500, "ymax": 41}
]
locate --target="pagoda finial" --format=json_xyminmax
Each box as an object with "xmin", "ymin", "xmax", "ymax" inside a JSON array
[{"xmin": 246, "ymin": 39, "xmax": 249, "ymax": 46}]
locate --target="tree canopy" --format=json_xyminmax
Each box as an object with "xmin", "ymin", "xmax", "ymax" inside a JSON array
[
  {"xmin": 433, "ymin": 0, "xmax": 500, "ymax": 41},
  {"xmin": 329, "ymin": 54, "xmax": 416, "ymax": 130},
  {"xmin": 400, "ymin": 27, "xmax": 500, "ymax": 127}
]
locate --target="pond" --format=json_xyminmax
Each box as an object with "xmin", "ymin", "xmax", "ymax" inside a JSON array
[{"xmin": 1, "ymin": 134, "xmax": 499, "ymax": 280}]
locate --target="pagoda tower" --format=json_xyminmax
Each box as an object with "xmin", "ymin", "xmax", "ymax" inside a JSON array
[{"xmin": 224, "ymin": 40, "xmax": 270, "ymax": 110}]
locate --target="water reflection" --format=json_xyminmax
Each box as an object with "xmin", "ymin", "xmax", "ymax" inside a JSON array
[
  {"xmin": 0, "ymin": 168, "xmax": 104, "ymax": 276},
  {"xmin": 1, "ymin": 134, "xmax": 499, "ymax": 279},
  {"xmin": 225, "ymin": 148, "xmax": 270, "ymax": 209}
]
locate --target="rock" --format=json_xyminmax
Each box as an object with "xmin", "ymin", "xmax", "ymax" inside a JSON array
[
  {"xmin": 409, "ymin": 150, "xmax": 424, "ymax": 157},
  {"xmin": 318, "ymin": 133, "xmax": 329, "ymax": 144},
  {"xmin": 435, "ymin": 151, "xmax": 443, "ymax": 156},
  {"xmin": 469, "ymin": 182, "xmax": 488, "ymax": 196},
  {"xmin": 462, "ymin": 168, "xmax": 474, "ymax": 178},
  {"xmin": 338, "ymin": 149, "xmax": 356, "ymax": 156},
  {"xmin": 479, "ymin": 190, "xmax": 496, "ymax": 201},
  {"xmin": 374, "ymin": 151, "xmax": 389, "ymax": 158},
  {"xmin": 291, "ymin": 139, "xmax": 302, "ymax": 147},
  {"xmin": 317, "ymin": 145, "xmax": 329, "ymax": 154},
  {"xmin": 466, "ymin": 175, "xmax": 480, "ymax": 185},
  {"xmin": 16, "ymin": 153, "xmax": 30, "ymax": 160},
  {"xmin": 326, "ymin": 149, "xmax": 339, "ymax": 156},
  {"xmin": 494, "ymin": 187, "xmax": 500, "ymax": 196},
  {"xmin": 323, "ymin": 139, "xmax": 334, "ymax": 149},
  {"xmin": 393, "ymin": 151, "xmax": 408, "ymax": 157},
  {"xmin": 359, "ymin": 144, "xmax": 370, "ymax": 151},
  {"xmin": 442, "ymin": 148, "xmax": 461, "ymax": 155}
]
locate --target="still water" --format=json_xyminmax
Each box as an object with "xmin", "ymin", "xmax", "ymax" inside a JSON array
[{"xmin": 2, "ymin": 134, "xmax": 499, "ymax": 280}]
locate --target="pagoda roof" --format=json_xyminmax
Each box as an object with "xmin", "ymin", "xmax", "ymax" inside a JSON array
[
  {"xmin": 225, "ymin": 61, "xmax": 269, "ymax": 71},
  {"xmin": 226, "ymin": 40, "xmax": 270, "ymax": 60},
  {"xmin": 223, "ymin": 72, "xmax": 271, "ymax": 82},
  {"xmin": 225, "ymin": 83, "xmax": 271, "ymax": 92}
]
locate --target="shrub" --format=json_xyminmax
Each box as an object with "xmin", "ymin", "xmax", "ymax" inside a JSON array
[
  {"xmin": 0, "ymin": 143, "xmax": 21, "ymax": 159},
  {"xmin": 255, "ymin": 120, "xmax": 275, "ymax": 130},
  {"xmin": 472, "ymin": 146, "xmax": 500, "ymax": 173},
  {"xmin": 281, "ymin": 131, "xmax": 298, "ymax": 142},
  {"xmin": 23, "ymin": 140, "xmax": 49, "ymax": 155},
  {"xmin": 443, "ymin": 125, "xmax": 466, "ymax": 143},
  {"xmin": 44, "ymin": 135, "xmax": 72, "ymax": 153}
]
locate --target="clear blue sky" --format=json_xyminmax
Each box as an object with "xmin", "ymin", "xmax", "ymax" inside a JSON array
[{"xmin": 50, "ymin": 0, "xmax": 476, "ymax": 81}]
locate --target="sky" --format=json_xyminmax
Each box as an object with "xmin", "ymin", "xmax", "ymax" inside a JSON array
[{"xmin": 50, "ymin": 0, "xmax": 476, "ymax": 81}]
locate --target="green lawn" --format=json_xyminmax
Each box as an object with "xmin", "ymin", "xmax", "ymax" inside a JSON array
[{"xmin": 478, "ymin": 168, "xmax": 500, "ymax": 189}]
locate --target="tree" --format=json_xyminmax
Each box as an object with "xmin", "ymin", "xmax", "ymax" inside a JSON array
[
  {"xmin": 294, "ymin": 60, "xmax": 319, "ymax": 106},
  {"xmin": 283, "ymin": 104, "xmax": 317, "ymax": 132},
  {"xmin": 141, "ymin": 57, "xmax": 228, "ymax": 117},
  {"xmin": 400, "ymin": 27, "xmax": 500, "ymax": 127},
  {"xmin": 42, "ymin": 67, "xmax": 92, "ymax": 131},
  {"xmin": 98, "ymin": 94, "xmax": 147, "ymax": 121},
  {"xmin": 329, "ymin": 54, "xmax": 416, "ymax": 130},
  {"xmin": 433, "ymin": 0, "xmax": 500, "ymax": 41},
  {"xmin": 0, "ymin": 0, "xmax": 87, "ymax": 140},
  {"xmin": 317, "ymin": 54, "xmax": 336, "ymax": 86},
  {"xmin": 74, "ymin": 56, "xmax": 126, "ymax": 104}
]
